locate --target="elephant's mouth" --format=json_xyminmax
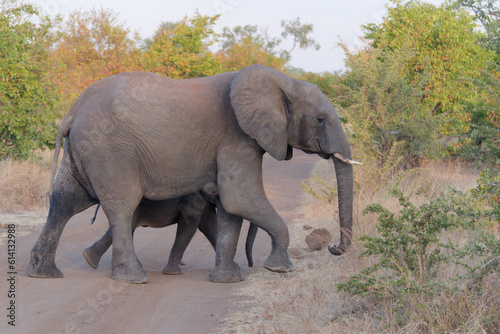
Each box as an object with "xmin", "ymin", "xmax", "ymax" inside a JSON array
[
  {"xmin": 318, "ymin": 152, "xmax": 331, "ymax": 159},
  {"xmin": 302, "ymin": 149, "xmax": 330, "ymax": 160},
  {"xmin": 311, "ymin": 139, "xmax": 332, "ymax": 160}
]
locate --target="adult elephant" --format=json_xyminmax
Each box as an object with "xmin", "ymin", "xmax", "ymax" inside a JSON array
[
  {"xmin": 83, "ymin": 193, "xmax": 258, "ymax": 273},
  {"xmin": 27, "ymin": 64, "xmax": 358, "ymax": 284}
]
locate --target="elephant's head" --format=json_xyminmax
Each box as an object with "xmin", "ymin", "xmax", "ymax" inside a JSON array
[{"xmin": 230, "ymin": 64, "xmax": 359, "ymax": 255}]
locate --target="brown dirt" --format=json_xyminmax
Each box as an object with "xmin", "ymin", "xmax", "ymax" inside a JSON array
[{"xmin": 0, "ymin": 150, "xmax": 320, "ymax": 334}]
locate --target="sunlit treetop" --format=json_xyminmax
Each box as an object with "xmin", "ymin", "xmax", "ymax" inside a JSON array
[
  {"xmin": 362, "ymin": 0, "xmax": 496, "ymax": 133},
  {"xmin": 142, "ymin": 12, "xmax": 224, "ymax": 78}
]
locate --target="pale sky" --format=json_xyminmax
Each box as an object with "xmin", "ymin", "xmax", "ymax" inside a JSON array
[{"xmin": 39, "ymin": 0, "xmax": 446, "ymax": 72}]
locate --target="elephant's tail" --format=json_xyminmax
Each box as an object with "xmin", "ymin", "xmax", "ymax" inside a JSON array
[
  {"xmin": 90, "ymin": 203, "xmax": 101, "ymax": 225},
  {"xmin": 48, "ymin": 109, "xmax": 77, "ymax": 199},
  {"xmin": 245, "ymin": 223, "xmax": 258, "ymax": 267}
]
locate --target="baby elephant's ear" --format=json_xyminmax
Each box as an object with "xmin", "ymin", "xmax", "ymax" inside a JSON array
[{"xmin": 229, "ymin": 64, "xmax": 295, "ymax": 161}]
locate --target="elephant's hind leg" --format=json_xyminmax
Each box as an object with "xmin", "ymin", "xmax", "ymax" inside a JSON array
[
  {"xmin": 101, "ymin": 198, "xmax": 148, "ymax": 284},
  {"xmin": 27, "ymin": 163, "xmax": 97, "ymax": 278},
  {"xmin": 162, "ymin": 216, "xmax": 198, "ymax": 275},
  {"xmin": 163, "ymin": 193, "xmax": 208, "ymax": 275},
  {"xmin": 83, "ymin": 229, "xmax": 112, "ymax": 269}
]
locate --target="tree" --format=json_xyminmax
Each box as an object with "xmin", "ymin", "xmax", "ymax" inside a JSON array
[
  {"xmin": 142, "ymin": 21, "xmax": 181, "ymax": 50},
  {"xmin": 219, "ymin": 25, "xmax": 285, "ymax": 71},
  {"xmin": 363, "ymin": 0, "xmax": 495, "ymax": 134},
  {"xmin": 220, "ymin": 25, "xmax": 278, "ymax": 53},
  {"xmin": 337, "ymin": 44, "xmax": 442, "ymax": 177},
  {"xmin": 219, "ymin": 17, "xmax": 320, "ymax": 71},
  {"xmin": 49, "ymin": 8, "xmax": 142, "ymax": 111},
  {"xmin": 142, "ymin": 13, "xmax": 223, "ymax": 78},
  {"xmin": 292, "ymin": 70, "xmax": 343, "ymax": 100},
  {"xmin": 280, "ymin": 17, "xmax": 321, "ymax": 63},
  {"xmin": 0, "ymin": 0, "xmax": 59, "ymax": 158},
  {"xmin": 452, "ymin": 0, "xmax": 500, "ymax": 128},
  {"xmin": 453, "ymin": 0, "xmax": 500, "ymax": 63}
]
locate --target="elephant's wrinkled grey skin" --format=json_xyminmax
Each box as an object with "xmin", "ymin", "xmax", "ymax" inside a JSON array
[
  {"xmin": 26, "ymin": 64, "xmax": 354, "ymax": 284},
  {"xmin": 83, "ymin": 193, "xmax": 214, "ymax": 275},
  {"xmin": 83, "ymin": 194, "xmax": 258, "ymax": 274}
]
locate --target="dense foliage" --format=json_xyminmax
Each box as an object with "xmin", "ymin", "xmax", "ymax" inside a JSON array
[
  {"xmin": 454, "ymin": 0, "xmax": 500, "ymax": 64},
  {"xmin": 48, "ymin": 7, "xmax": 142, "ymax": 112},
  {"xmin": 362, "ymin": 0, "xmax": 495, "ymax": 134},
  {"xmin": 0, "ymin": 1, "xmax": 59, "ymax": 158},
  {"xmin": 335, "ymin": 0, "xmax": 499, "ymax": 184},
  {"xmin": 142, "ymin": 13, "xmax": 224, "ymax": 78},
  {"xmin": 337, "ymin": 46, "xmax": 442, "ymax": 175}
]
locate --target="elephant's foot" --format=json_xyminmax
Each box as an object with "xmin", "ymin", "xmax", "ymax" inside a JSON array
[
  {"xmin": 162, "ymin": 263, "xmax": 183, "ymax": 275},
  {"xmin": 82, "ymin": 247, "xmax": 102, "ymax": 269},
  {"xmin": 209, "ymin": 267, "xmax": 245, "ymax": 283},
  {"xmin": 26, "ymin": 258, "xmax": 63, "ymax": 278},
  {"xmin": 263, "ymin": 254, "xmax": 296, "ymax": 273},
  {"xmin": 111, "ymin": 263, "xmax": 149, "ymax": 284}
]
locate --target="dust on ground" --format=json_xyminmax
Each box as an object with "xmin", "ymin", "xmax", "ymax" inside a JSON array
[{"xmin": 0, "ymin": 211, "xmax": 47, "ymax": 245}]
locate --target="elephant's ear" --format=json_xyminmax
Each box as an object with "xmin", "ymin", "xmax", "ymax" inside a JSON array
[{"xmin": 230, "ymin": 64, "xmax": 294, "ymax": 161}]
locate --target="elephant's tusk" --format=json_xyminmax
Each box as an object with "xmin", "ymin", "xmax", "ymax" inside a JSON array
[{"xmin": 332, "ymin": 153, "xmax": 363, "ymax": 165}]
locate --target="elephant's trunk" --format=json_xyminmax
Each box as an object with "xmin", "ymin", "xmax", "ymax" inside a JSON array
[{"xmin": 328, "ymin": 155, "xmax": 354, "ymax": 255}]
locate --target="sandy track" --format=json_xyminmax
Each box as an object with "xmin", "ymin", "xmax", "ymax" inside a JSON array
[{"xmin": 0, "ymin": 150, "xmax": 319, "ymax": 334}]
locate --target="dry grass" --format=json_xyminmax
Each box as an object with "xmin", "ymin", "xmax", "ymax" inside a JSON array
[
  {"xmin": 0, "ymin": 150, "xmax": 53, "ymax": 213},
  {"xmin": 219, "ymin": 159, "xmax": 500, "ymax": 334}
]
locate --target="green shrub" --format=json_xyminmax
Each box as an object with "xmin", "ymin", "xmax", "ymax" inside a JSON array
[
  {"xmin": 337, "ymin": 46, "xmax": 443, "ymax": 175},
  {"xmin": 460, "ymin": 123, "xmax": 500, "ymax": 220},
  {"xmin": 0, "ymin": 1, "xmax": 60, "ymax": 158},
  {"xmin": 337, "ymin": 185, "xmax": 499, "ymax": 330},
  {"xmin": 337, "ymin": 188, "xmax": 477, "ymax": 298}
]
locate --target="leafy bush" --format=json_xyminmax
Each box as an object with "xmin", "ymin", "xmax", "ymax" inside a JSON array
[
  {"xmin": 337, "ymin": 45, "xmax": 442, "ymax": 178},
  {"xmin": 460, "ymin": 122, "xmax": 500, "ymax": 222},
  {"xmin": 452, "ymin": 229, "xmax": 500, "ymax": 285},
  {"xmin": 363, "ymin": 0, "xmax": 495, "ymax": 134},
  {"xmin": 337, "ymin": 188, "xmax": 477, "ymax": 298},
  {"xmin": 0, "ymin": 1, "xmax": 59, "ymax": 158},
  {"xmin": 337, "ymin": 185, "xmax": 499, "ymax": 330}
]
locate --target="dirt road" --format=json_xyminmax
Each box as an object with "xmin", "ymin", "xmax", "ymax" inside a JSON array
[{"xmin": 1, "ymin": 150, "xmax": 319, "ymax": 334}]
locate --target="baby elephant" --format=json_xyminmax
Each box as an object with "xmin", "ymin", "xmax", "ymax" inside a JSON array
[{"xmin": 83, "ymin": 192, "xmax": 258, "ymax": 275}]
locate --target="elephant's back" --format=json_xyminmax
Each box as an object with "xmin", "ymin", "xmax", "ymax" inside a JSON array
[
  {"xmin": 65, "ymin": 71, "xmax": 238, "ymax": 200},
  {"xmin": 70, "ymin": 71, "xmax": 236, "ymax": 128}
]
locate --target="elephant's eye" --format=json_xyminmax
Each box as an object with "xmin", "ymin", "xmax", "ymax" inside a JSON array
[{"xmin": 317, "ymin": 117, "xmax": 325, "ymax": 125}]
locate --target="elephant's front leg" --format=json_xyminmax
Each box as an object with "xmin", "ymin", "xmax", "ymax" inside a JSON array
[
  {"xmin": 216, "ymin": 151, "xmax": 295, "ymax": 276},
  {"xmin": 209, "ymin": 199, "xmax": 244, "ymax": 283}
]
